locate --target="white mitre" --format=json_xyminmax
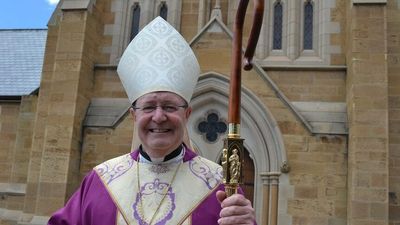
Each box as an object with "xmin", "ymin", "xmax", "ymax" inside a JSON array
[{"xmin": 117, "ymin": 17, "xmax": 200, "ymax": 104}]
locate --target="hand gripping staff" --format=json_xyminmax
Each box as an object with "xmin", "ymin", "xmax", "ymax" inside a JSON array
[{"xmin": 222, "ymin": 0, "xmax": 264, "ymax": 197}]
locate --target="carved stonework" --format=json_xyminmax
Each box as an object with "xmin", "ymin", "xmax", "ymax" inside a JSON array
[{"xmin": 280, "ymin": 161, "xmax": 290, "ymax": 174}]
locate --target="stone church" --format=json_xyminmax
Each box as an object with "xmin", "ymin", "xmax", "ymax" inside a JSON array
[{"xmin": 0, "ymin": 0, "xmax": 399, "ymax": 224}]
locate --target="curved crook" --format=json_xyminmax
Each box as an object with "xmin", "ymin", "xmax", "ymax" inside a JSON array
[
  {"xmin": 243, "ymin": 0, "xmax": 264, "ymax": 70},
  {"xmin": 229, "ymin": 0, "xmax": 264, "ymax": 124},
  {"xmin": 232, "ymin": 0, "xmax": 264, "ymax": 72}
]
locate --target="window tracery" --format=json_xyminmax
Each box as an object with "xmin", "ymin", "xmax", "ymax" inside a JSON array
[{"xmin": 254, "ymin": 0, "xmax": 335, "ymax": 66}]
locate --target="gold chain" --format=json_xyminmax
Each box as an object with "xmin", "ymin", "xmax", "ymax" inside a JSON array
[{"xmin": 136, "ymin": 159, "xmax": 181, "ymax": 225}]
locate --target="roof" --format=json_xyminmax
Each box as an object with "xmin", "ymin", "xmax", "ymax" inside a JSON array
[{"xmin": 0, "ymin": 29, "xmax": 47, "ymax": 96}]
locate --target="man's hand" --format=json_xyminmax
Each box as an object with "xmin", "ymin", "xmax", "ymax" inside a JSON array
[{"xmin": 216, "ymin": 190, "xmax": 255, "ymax": 225}]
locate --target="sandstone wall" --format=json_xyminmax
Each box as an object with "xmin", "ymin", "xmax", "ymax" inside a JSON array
[{"xmin": 388, "ymin": 0, "xmax": 400, "ymax": 224}]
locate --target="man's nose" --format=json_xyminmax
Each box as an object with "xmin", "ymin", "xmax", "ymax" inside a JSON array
[{"xmin": 151, "ymin": 107, "xmax": 167, "ymax": 122}]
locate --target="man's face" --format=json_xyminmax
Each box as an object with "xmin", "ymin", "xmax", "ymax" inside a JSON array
[{"xmin": 131, "ymin": 92, "xmax": 191, "ymax": 157}]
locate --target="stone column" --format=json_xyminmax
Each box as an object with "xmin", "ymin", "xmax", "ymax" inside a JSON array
[
  {"xmin": 269, "ymin": 173, "xmax": 280, "ymax": 225},
  {"xmin": 10, "ymin": 96, "xmax": 37, "ymax": 184},
  {"xmin": 346, "ymin": 1, "xmax": 389, "ymax": 225},
  {"xmin": 23, "ymin": 2, "xmax": 100, "ymax": 218},
  {"xmin": 23, "ymin": 22, "xmax": 60, "ymax": 219},
  {"xmin": 260, "ymin": 172, "xmax": 280, "ymax": 225},
  {"xmin": 387, "ymin": 0, "xmax": 400, "ymax": 224},
  {"xmin": 260, "ymin": 174, "xmax": 270, "ymax": 225}
]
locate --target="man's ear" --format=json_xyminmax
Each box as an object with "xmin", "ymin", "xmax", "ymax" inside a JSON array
[
  {"xmin": 185, "ymin": 107, "xmax": 192, "ymax": 119},
  {"xmin": 129, "ymin": 108, "xmax": 136, "ymax": 121}
]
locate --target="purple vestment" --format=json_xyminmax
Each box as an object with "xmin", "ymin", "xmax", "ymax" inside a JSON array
[{"xmin": 48, "ymin": 149, "xmax": 228, "ymax": 225}]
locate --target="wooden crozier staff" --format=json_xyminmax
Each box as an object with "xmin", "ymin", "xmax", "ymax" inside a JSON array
[{"xmin": 222, "ymin": 0, "xmax": 264, "ymax": 197}]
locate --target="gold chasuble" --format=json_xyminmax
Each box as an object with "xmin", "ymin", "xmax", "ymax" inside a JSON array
[{"xmin": 94, "ymin": 151, "xmax": 222, "ymax": 225}]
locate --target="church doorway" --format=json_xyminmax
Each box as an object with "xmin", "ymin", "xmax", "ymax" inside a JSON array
[{"xmin": 189, "ymin": 73, "xmax": 287, "ymax": 221}]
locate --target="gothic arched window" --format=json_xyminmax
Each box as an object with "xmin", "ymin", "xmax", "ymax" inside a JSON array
[
  {"xmin": 130, "ymin": 3, "xmax": 141, "ymax": 41},
  {"xmin": 160, "ymin": 2, "xmax": 168, "ymax": 20},
  {"xmin": 303, "ymin": 0, "xmax": 313, "ymax": 50},
  {"xmin": 272, "ymin": 1, "xmax": 283, "ymax": 50}
]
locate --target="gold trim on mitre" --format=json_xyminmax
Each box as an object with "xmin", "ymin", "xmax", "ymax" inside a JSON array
[{"xmin": 117, "ymin": 17, "xmax": 200, "ymax": 104}]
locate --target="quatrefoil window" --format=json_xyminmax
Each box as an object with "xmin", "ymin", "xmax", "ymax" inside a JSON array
[{"xmin": 197, "ymin": 113, "xmax": 227, "ymax": 143}]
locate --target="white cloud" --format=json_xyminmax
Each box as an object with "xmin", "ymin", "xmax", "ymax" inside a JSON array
[{"xmin": 46, "ymin": 0, "xmax": 60, "ymax": 5}]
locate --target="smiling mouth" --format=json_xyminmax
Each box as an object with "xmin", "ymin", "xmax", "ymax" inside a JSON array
[{"xmin": 149, "ymin": 129, "xmax": 170, "ymax": 133}]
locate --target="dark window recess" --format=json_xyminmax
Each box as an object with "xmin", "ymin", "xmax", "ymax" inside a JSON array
[
  {"xmin": 130, "ymin": 3, "xmax": 140, "ymax": 41},
  {"xmin": 160, "ymin": 2, "xmax": 168, "ymax": 20},
  {"xmin": 273, "ymin": 1, "xmax": 283, "ymax": 50},
  {"xmin": 304, "ymin": 1, "xmax": 313, "ymax": 50}
]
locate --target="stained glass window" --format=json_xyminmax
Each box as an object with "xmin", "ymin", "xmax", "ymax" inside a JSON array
[
  {"xmin": 273, "ymin": 1, "xmax": 283, "ymax": 50},
  {"xmin": 304, "ymin": 1, "xmax": 313, "ymax": 50},
  {"xmin": 130, "ymin": 3, "xmax": 140, "ymax": 41}
]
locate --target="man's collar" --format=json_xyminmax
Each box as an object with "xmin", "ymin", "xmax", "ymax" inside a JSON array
[{"xmin": 139, "ymin": 145, "xmax": 183, "ymax": 163}]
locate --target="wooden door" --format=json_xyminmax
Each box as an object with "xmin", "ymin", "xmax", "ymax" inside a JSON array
[{"xmin": 242, "ymin": 148, "xmax": 255, "ymax": 205}]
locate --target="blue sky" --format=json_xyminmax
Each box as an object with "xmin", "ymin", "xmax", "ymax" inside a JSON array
[{"xmin": 0, "ymin": 0, "xmax": 59, "ymax": 29}]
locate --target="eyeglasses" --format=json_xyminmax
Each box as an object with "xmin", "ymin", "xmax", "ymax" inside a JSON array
[{"xmin": 132, "ymin": 104, "xmax": 188, "ymax": 113}]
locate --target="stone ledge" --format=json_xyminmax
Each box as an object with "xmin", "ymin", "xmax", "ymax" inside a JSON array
[
  {"xmin": 61, "ymin": 0, "xmax": 91, "ymax": 10},
  {"xmin": 292, "ymin": 102, "xmax": 348, "ymax": 135},
  {"xmin": 353, "ymin": 0, "xmax": 387, "ymax": 4},
  {"xmin": 83, "ymin": 98, "xmax": 130, "ymax": 127},
  {"xmin": 18, "ymin": 215, "xmax": 50, "ymax": 225},
  {"xmin": 0, "ymin": 210, "xmax": 49, "ymax": 225},
  {"xmin": 0, "ymin": 208, "xmax": 22, "ymax": 222},
  {"xmin": 0, "ymin": 183, "xmax": 26, "ymax": 196},
  {"xmin": 258, "ymin": 63, "xmax": 347, "ymax": 71}
]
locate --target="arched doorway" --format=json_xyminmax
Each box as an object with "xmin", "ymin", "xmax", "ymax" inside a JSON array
[{"xmin": 188, "ymin": 72, "xmax": 287, "ymax": 221}]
